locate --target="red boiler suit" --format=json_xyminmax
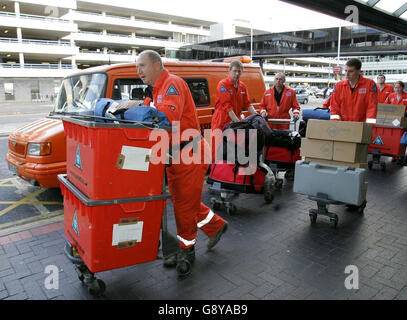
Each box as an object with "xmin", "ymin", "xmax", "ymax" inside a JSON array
[
  {"xmin": 330, "ymin": 75, "xmax": 378, "ymax": 124},
  {"xmin": 259, "ymin": 86, "xmax": 300, "ymax": 129},
  {"xmin": 385, "ymin": 92, "xmax": 407, "ymax": 112},
  {"xmin": 211, "ymin": 76, "xmax": 251, "ymax": 131},
  {"xmin": 322, "ymin": 96, "xmax": 332, "ymax": 109},
  {"xmin": 377, "ymin": 84, "xmax": 394, "ymax": 104},
  {"xmin": 153, "ymin": 69, "xmax": 226, "ymax": 250}
]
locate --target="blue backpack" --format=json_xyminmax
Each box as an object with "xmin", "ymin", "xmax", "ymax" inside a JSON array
[{"xmin": 302, "ymin": 107, "xmax": 330, "ymax": 122}]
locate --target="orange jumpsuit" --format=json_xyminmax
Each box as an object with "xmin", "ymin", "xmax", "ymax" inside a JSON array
[
  {"xmin": 385, "ymin": 92, "xmax": 407, "ymax": 112},
  {"xmin": 322, "ymin": 96, "xmax": 332, "ymax": 109},
  {"xmin": 377, "ymin": 84, "xmax": 394, "ymax": 104},
  {"xmin": 330, "ymin": 75, "xmax": 378, "ymax": 123},
  {"xmin": 211, "ymin": 76, "xmax": 251, "ymax": 131},
  {"xmin": 259, "ymin": 86, "xmax": 300, "ymax": 129},
  {"xmin": 153, "ymin": 69, "xmax": 226, "ymax": 250}
]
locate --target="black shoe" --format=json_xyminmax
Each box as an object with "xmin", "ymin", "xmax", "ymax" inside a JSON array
[
  {"xmin": 163, "ymin": 253, "xmax": 177, "ymax": 268},
  {"xmin": 207, "ymin": 222, "xmax": 228, "ymax": 250},
  {"xmin": 175, "ymin": 247, "xmax": 195, "ymax": 277}
]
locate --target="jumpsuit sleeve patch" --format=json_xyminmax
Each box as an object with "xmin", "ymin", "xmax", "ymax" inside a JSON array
[
  {"xmin": 166, "ymin": 84, "xmax": 180, "ymax": 96},
  {"xmin": 220, "ymin": 85, "xmax": 227, "ymax": 92}
]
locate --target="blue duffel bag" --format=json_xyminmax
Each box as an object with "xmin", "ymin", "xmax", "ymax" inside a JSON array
[
  {"xmin": 123, "ymin": 106, "xmax": 170, "ymax": 127},
  {"xmin": 94, "ymin": 98, "xmax": 125, "ymax": 122},
  {"xmin": 302, "ymin": 107, "xmax": 330, "ymax": 123}
]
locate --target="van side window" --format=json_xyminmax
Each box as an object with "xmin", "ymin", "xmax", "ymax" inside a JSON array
[
  {"xmin": 183, "ymin": 78, "xmax": 210, "ymax": 107},
  {"xmin": 113, "ymin": 78, "xmax": 148, "ymax": 103}
]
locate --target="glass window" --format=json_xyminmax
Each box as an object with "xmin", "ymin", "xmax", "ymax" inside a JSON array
[
  {"xmin": 112, "ymin": 78, "xmax": 148, "ymax": 104},
  {"xmin": 31, "ymin": 80, "xmax": 40, "ymax": 101},
  {"xmin": 183, "ymin": 78, "xmax": 210, "ymax": 107},
  {"xmin": 4, "ymin": 82, "xmax": 14, "ymax": 101},
  {"xmin": 54, "ymin": 72, "xmax": 107, "ymax": 114}
]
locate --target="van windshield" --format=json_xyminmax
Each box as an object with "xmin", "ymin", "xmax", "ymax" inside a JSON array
[{"xmin": 53, "ymin": 73, "xmax": 107, "ymax": 114}]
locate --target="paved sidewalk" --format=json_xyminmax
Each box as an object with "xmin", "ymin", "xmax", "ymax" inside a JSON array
[{"xmin": 1, "ymin": 161, "xmax": 407, "ymax": 301}]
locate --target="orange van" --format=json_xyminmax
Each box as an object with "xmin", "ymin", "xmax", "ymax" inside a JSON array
[{"xmin": 6, "ymin": 57, "xmax": 266, "ymax": 188}]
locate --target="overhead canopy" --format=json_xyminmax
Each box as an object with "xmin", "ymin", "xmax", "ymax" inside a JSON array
[{"xmin": 279, "ymin": 0, "xmax": 407, "ymax": 38}]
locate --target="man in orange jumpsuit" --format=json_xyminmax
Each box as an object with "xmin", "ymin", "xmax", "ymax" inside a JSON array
[
  {"xmin": 136, "ymin": 50, "xmax": 228, "ymax": 273},
  {"xmin": 211, "ymin": 60, "xmax": 258, "ymax": 162},
  {"xmin": 211, "ymin": 60, "xmax": 257, "ymax": 132},
  {"xmin": 259, "ymin": 72, "xmax": 300, "ymax": 180},
  {"xmin": 376, "ymin": 74, "xmax": 394, "ymax": 104},
  {"xmin": 330, "ymin": 58, "xmax": 378, "ymax": 124},
  {"xmin": 259, "ymin": 72, "xmax": 301, "ymax": 130}
]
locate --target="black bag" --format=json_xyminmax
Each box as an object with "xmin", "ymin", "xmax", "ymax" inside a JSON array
[{"xmin": 265, "ymin": 130, "xmax": 301, "ymax": 149}]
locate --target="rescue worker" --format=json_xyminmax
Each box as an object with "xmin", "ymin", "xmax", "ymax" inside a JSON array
[
  {"xmin": 211, "ymin": 60, "xmax": 257, "ymax": 131},
  {"xmin": 259, "ymin": 72, "xmax": 301, "ymax": 130},
  {"xmin": 136, "ymin": 50, "xmax": 228, "ymax": 273},
  {"xmin": 211, "ymin": 60, "xmax": 257, "ymax": 162},
  {"xmin": 259, "ymin": 72, "xmax": 300, "ymax": 181},
  {"xmin": 330, "ymin": 58, "xmax": 378, "ymax": 124},
  {"xmin": 376, "ymin": 74, "xmax": 394, "ymax": 104},
  {"xmin": 385, "ymin": 81, "xmax": 407, "ymax": 112}
]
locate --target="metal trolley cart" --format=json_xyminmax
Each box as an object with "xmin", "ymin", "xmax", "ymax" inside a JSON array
[
  {"xmin": 264, "ymin": 118, "xmax": 301, "ymax": 190},
  {"xmin": 368, "ymin": 125, "xmax": 407, "ymax": 171},
  {"xmin": 60, "ymin": 116, "xmax": 187, "ymax": 296}
]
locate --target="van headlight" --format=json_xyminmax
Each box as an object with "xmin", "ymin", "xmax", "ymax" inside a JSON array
[{"xmin": 27, "ymin": 142, "xmax": 51, "ymax": 156}]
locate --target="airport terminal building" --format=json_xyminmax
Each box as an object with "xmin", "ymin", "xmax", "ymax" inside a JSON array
[{"xmin": 0, "ymin": 0, "xmax": 406, "ymax": 102}]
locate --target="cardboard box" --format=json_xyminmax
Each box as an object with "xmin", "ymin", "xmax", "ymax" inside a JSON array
[
  {"xmin": 333, "ymin": 141, "xmax": 368, "ymax": 163},
  {"xmin": 301, "ymin": 138, "xmax": 333, "ymax": 160},
  {"xmin": 376, "ymin": 117, "xmax": 407, "ymax": 128},
  {"xmin": 306, "ymin": 119, "xmax": 372, "ymax": 143},
  {"xmin": 305, "ymin": 157, "xmax": 368, "ymax": 170},
  {"xmin": 301, "ymin": 138, "xmax": 368, "ymax": 163},
  {"xmin": 377, "ymin": 103, "xmax": 405, "ymax": 117}
]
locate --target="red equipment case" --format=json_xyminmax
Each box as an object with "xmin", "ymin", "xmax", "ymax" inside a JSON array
[
  {"xmin": 59, "ymin": 174, "xmax": 169, "ymax": 273},
  {"xmin": 63, "ymin": 117, "xmax": 170, "ymax": 200},
  {"xmin": 368, "ymin": 125, "xmax": 406, "ymax": 170}
]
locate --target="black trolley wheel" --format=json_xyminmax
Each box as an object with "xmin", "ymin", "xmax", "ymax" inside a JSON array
[
  {"xmin": 226, "ymin": 204, "xmax": 237, "ymax": 215},
  {"xmin": 330, "ymin": 214, "xmax": 338, "ymax": 228},
  {"xmin": 309, "ymin": 213, "xmax": 317, "ymax": 224},
  {"xmin": 88, "ymin": 279, "xmax": 106, "ymax": 297}
]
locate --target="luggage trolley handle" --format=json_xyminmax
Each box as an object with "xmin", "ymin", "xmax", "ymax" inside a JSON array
[{"xmin": 267, "ymin": 118, "xmax": 298, "ymax": 131}]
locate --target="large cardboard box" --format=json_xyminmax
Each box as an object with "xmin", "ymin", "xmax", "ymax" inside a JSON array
[
  {"xmin": 306, "ymin": 119, "xmax": 372, "ymax": 143},
  {"xmin": 376, "ymin": 103, "xmax": 407, "ymax": 128},
  {"xmin": 301, "ymin": 138, "xmax": 333, "ymax": 160},
  {"xmin": 301, "ymin": 138, "xmax": 368, "ymax": 163},
  {"xmin": 333, "ymin": 141, "xmax": 368, "ymax": 163},
  {"xmin": 304, "ymin": 157, "xmax": 368, "ymax": 170},
  {"xmin": 376, "ymin": 117, "xmax": 407, "ymax": 128}
]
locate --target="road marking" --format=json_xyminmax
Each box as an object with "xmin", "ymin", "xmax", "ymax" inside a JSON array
[
  {"xmin": 0, "ymin": 214, "xmax": 64, "ymax": 236},
  {"xmin": 0, "ymin": 178, "xmax": 16, "ymax": 185},
  {"xmin": 0, "ymin": 201, "xmax": 62, "ymax": 205},
  {"xmin": 0, "ymin": 209, "xmax": 63, "ymax": 230},
  {"xmin": 0, "ymin": 188, "xmax": 47, "ymax": 217}
]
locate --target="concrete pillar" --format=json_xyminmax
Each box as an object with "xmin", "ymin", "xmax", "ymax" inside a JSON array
[
  {"xmin": 71, "ymin": 56, "xmax": 77, "ymax": 69},
  {"xmin": 17, "ymin": 27, "xmax": 22, "ymax": 42},
  {"xmin": 19, "ymin": 52, "xmax": 24, "ymax": 67},
  {"xmin": 102, "ymin": 29, "xmax": 107, "ymax": 36},
  {"xmin": 14, "ymin": 1, "xmax": 20, "ymax": 16},
  {"xmin": 103, "ymin": 47, "xmax": 108, "ymax": 54}
]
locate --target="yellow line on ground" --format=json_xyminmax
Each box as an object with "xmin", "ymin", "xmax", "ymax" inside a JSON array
[
  {"xmin": 0, "ymin": 214, "xmax": 64, "ymax": 236},
  {"xmin": 0, "ymin": 201, "xmax": 62, "ymax": 205},
  {"xmin": 0, "ymin": 178, "xmax": 17, "ymax": 185},
  {"xmin": 0, "ymin": 209, "xmax": 64, "ymax": 230},
  {"xmin": 0, "ymin": 188, "xmax": 47, "ymax": 217}
]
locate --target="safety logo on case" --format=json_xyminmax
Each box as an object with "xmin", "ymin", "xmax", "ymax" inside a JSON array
[
  {"xmin": 72, "ymin": 210, "xmax": 79, "ymax": 236},
  {"xmin": 373, "ymin": 135, "xmax": 384, "ymax": 145},
  {"xmin": 74, "ymin": 145, "xmax": 82, "ymax": 170}
]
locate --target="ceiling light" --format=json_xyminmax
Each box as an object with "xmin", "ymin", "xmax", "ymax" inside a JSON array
[
  {"xmin": 1, "ymin": 5, "xmax": 6, "ymax": 9},
  {"xmin": 6, "ymin": 54, "xmax": 11, "ymax": 57},
  {"xmin": 4, "ymin": 29, "xmax": 9, "ymax": 34}
]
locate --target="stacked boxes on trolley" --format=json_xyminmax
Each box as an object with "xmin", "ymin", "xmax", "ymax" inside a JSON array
[
  {"xmin": 58, "ymin": 118, "xmax": 170, "ymax": 273},
  {"xmin": 297, "ymin": 119, "xmax": 372, "ymax": 204}
]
